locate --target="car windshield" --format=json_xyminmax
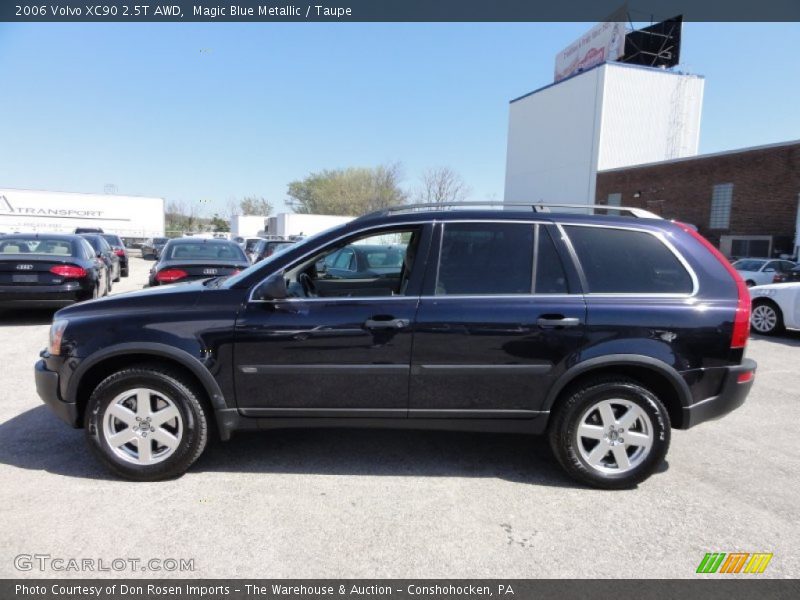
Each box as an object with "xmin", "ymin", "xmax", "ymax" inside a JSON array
[
  {"xmin": 733, "ymin": 259, "xmax": 767, "ymax": 271},
  {"xmin": 0, "ymin": 238, "xmax": 75, "ymax": 255},
  {"xmin": 163, "ymin": 242, "xmax": 246, "ymax": 261}
]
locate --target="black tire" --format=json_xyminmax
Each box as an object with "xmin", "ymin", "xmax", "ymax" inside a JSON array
[
  {"xmin": 746, "ymin": 280, "xmax": 756, "ymax": 287},
  {"xmin": 84, "ymin": 365, "xmax": 209, "ymax": 481},
  {"xmin": 113, "ymin": 267, "xmax": 121, "ymax": 283},
  {"xmin": 548, "ymin": 377, "xmax": 671, "ymax": 489},
  {"xmin": 121, "ymin": 266, "xmax": 129, "ymax": 278},
  {"xmin": 750, "ymin": 300, "xmax": 784, "ymax": 335}
]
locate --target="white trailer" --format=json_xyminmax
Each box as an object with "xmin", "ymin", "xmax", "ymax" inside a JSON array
[
  {"xmin": 0, "ymin": 188, "xmax": 165, "ymax": 238},
  {"xmin": 266, "ymin": 213, "xmax": 354, "ymax": 238},
  {"xmin": 230, "ymin": 215, "xmax": 268, "ymax": 239}
]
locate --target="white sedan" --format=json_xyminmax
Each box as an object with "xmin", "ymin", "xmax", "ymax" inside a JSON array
[
  {"xmin": 749, "ymin": 282, "xmax": 800, "ymax": 335},
  {"xmin": 733, "ymin": 258, "xmax": 795, "ymax": 287}
]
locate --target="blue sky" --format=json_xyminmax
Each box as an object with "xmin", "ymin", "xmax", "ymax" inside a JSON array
[{"xmin": 0, "ymin": 22, "xmax": 798, "ymax": 215}]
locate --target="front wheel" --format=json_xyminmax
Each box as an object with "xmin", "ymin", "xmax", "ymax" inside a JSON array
[
  {"xmin": 85, "ymin": 365, "xmax": 209, "ymax": 481},
  {"xmin": 548, "ymin": 377, "xmax": 670, "ymax": 489},
  {"xmin": 751, "ymin": 301, "xmax": 784, "ymax": 335}
]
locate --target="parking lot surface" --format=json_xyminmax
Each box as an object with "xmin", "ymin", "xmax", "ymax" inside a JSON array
[{"xmin": 0, "ymin": 254, "xmax": 798, "ymax": 578}]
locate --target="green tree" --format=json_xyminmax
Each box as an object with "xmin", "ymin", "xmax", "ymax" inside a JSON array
[
  {"xmin": 209, "ymin": 214, "xmax": 230, "ymax": 232},
  {"xmin": 239, "ymin": 196, "xmax": 273, "ymax": 216},
  {"xmin": 286, "ymin": 163, "xmax": 407, "ymax": 216}
]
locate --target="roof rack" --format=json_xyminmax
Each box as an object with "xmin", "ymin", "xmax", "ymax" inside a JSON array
[{"xmin": 360, "ymin": 202, "xmax": 662, "ymax": 220}]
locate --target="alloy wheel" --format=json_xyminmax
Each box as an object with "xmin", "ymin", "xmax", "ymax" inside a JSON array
[
  {"xmin": 576, "ymin": 399, "xmax": 653, "ymax": 474},
  {"xmin": 751, "ymin": 304, "xmax": 777, "ymax": 333},
  {"xmin": 102, "ymin": 388, "xmax": 183, "ymax": 465}
]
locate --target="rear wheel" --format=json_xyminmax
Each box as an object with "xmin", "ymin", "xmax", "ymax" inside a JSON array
[
  {"xmin": 85, "ymin": 366, "xmax": 209, "ymax": 481},
  {"xmin": 751, "ymin": 301, "xmax": 784, "ymax": 335},
  {"xmin": 746, "ymin": 280, "xmax": 756, "ymax": 287},
  {"xmin": 548, "ymin": 377, "xmax": 670, "ymax": 489}
]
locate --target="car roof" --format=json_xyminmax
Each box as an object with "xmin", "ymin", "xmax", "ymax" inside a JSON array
[{"xmin": 2, "ymin": 232, "xmax": 81, "ymax": 240}]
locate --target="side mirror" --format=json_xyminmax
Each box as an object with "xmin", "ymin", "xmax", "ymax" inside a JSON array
[{"xmin": 254, "ymin": 271, "xmax": 287, "ymax": 300}]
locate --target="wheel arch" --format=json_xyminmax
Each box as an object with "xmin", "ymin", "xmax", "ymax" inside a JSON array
[
  {"xmin": 68, "ymin": 343, "xmax": 228, "ymax": 431},
  {"xmin": 544, "ymin": 355, "xmax": 692, "ymax": 430}
]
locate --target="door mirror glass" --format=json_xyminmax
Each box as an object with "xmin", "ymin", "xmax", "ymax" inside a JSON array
[{"xmin": 254, "ymin": 271, "xmax": 287, "ymax": 300}]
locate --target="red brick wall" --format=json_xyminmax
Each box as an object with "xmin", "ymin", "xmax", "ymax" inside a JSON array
[{"xmin": 596, "ymin": 142, "xmax": 800, "ymax": 254}]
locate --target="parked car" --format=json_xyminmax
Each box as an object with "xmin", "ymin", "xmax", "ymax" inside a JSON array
[
  {"xmin": 74, "ymin": 227, "xmax": 104, "ymax": 234},
  {"xmin": 321, "ymin": 244, "xmax": 406, "ymax": 280},
  {"xmin": 0, "ymin": 233, "xmax": 108, "ymax": 308},
  {"xmin": 249, "ymin": 239, "xmax": 294, "ymax": 263},
  {"xmin": 100, "ymin": 234, "xmax": 129, "ymax": 278},
  {"xmin": 732, "ymin": 258, "xmax": 795, "ymax": 287},
  {"xmin": 240, "ymin": 237, "xmax": 264, "ymax": 256},
  {"xmin": 749, "ymin": 282, "xmax": 800, "ymax": 335},
  {"xmin": 148, "ymin": 238, "xmax": 249, "ymax": 286},
  {"xmin": 34, "ymin": 204, "xmax": 755, "ymax": 488},
  {"xmin": 79, "ymin": 234, "xmax": 120, "ymax": 289},
  {"xmin": 141, "ymin": 237, "xmax": 168, "ymax": 260}
]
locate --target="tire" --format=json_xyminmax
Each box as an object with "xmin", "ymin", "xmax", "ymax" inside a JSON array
[
  {"xmin": 548, "ymin": 377, "xmax": 671, "ymax": 489},
  {"xmin": 106, "ymin": 275, "xmax": 112, "ymax": 295},
  {"xmin": 746, "ymin": 280, "xmax": 756, "ymax": 287},
  {"xmin": 751, "ymin": 301, "xmax": 784, "ymax": 335},
  {"xmin": 122, "ymin": 266, "xmax": 129, "ymax": 278},
  {"xmin": 84, "ymin": 365, "xmax": 209, "ymax": 481}
]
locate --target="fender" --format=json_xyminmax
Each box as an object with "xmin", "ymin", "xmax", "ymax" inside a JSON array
[
  {"xmin": 66, "ymin": 342, "xmax": 228, "ymax": 412},
  {"xmin": 543, "ymin": 354, "xmax": 693, "ymax": 412}
]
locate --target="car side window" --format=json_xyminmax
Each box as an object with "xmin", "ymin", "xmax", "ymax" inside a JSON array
[
  {"xmin": 436, "ymin": 223, "xmax": 534, "ymax": 295},
  {"xmin": 564, "ymin": 225, "xmax": 694, "ymax": 294},
  {"xmin": 535, "ymin": 227, "xmax": 569, "ymax": 293}
]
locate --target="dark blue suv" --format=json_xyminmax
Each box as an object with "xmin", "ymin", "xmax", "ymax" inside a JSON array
[{"xmin": 34, "ymin": 204, "xmax": 755, "ymax": 488}]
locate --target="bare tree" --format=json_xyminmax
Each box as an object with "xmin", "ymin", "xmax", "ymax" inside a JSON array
[{"xmin": 417, "ymin": 167, "xmax": 470, "ymax": 204}]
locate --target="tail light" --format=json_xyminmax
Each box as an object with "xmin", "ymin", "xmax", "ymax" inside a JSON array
[
  {"xmin": 50, "ymin": 265, "xmax": 87, "ymax": 279},
  {"xmin": 231, "ymin": 269, "xmax": 241, "ymax": 275},
  {"xmin": 156, "ymin": 268, "xmax": 188, "ymax": 283},
  {"xmin": 676, "ymin": 223, "xmax": 750, "ymax": 349},
  {"xmin": 772, "ymin": 273, "xmax": 786, "ymax": 283},
  {"xmin": 114, "ymin": 248, "xmax": 125, "ymax": 257}
]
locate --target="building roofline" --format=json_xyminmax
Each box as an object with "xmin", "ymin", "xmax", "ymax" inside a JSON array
[
  {"xmin": 597, "ymin": 139, "xmax": 800, "ymax": 173},
  {"xmin": 509, "ymin": 61, "xmax": 703, "ymax": 104}
]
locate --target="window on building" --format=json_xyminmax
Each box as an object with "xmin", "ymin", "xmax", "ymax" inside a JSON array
[
  {"xmin": 607, "ymin": 193, "xmax": 622, "ymax": 207},
  {"xmin": 709, "ymin": 183, "xmax": 733, "ymax": 229}
]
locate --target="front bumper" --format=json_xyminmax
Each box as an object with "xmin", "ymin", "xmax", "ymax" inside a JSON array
[
  {"xmin": 682, "ymin": 358, "xmax": 756, "ymax": 428},
  {"xmin": 35, "ymin": 358, "xmax": 79, "ymax": 427}
]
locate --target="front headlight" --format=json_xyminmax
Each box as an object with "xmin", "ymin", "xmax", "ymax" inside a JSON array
[{"xmin": 48, "ymin": 320, "xmax": 69, "ymax": 356}]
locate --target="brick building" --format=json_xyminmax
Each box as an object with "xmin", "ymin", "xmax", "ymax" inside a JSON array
[{"xmin": 595, "ymin": 140, "xmax": 800, "ymax": 258}]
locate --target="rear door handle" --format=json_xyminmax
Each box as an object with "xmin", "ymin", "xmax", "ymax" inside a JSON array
[
  {"xmin": 364, "ymin": 318, "xmax": 410, "ymax": 330},
  {"xmin": 537, "ymin": 316, "xmax": 581, "ymax": 328}
]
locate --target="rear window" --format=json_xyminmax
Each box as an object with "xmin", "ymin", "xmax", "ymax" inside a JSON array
[
  {"xmin": 732, "ymin": 259, "xmax": 766, "ymax": 271},
  {"xmin": 101, "ymin": 234, "xmax": 123, "ymax": 246},
  {"xmin": 165, "ymin": 242, "xmax": 245, "ymax": 261},
  {"xmin": 0, "ymin": 238, "xmax": 74, "ymax": 256},
  {"xmin": 364, "ymin": 248, "xmax": 403, "ymax": 269},
  {"xmin": 564, "ymin": 225, "xmax": 694, "ymax": 294}
]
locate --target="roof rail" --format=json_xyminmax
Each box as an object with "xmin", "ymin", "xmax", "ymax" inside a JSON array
[{"xmin": 359, "ymin": 201, "xmax": 662, "ymax": 220}]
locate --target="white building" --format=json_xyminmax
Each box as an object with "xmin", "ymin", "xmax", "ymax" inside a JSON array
[{"xmin": 503, "ymin": 62, "xmax": 704, "ymax": 206}]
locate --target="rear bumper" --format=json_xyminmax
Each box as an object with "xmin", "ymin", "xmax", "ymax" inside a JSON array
[
  {"xmin": 0, "ymin": 283, "xmax": 89, "ymax": 307},
  {"xmin": 682, "ymin": 358, "xmax": 756, "ymax": 429},
  {"xmin": 35, "ymin": 358, "xmax": 79, "ymax": 427}
]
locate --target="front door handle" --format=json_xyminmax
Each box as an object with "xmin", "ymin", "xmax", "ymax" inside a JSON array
[
  {"xmin": 364, "ymin": 318, "xmax": 410, "ymax": 330},
  {"xmin": 537, "ymin": 316, "xmax": 581, "ymax": 328}
]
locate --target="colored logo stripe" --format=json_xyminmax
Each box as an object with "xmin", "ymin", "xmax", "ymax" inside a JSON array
[{"xmin": 697, "ymin": 552, "xmax": 773, "ymax": 574}]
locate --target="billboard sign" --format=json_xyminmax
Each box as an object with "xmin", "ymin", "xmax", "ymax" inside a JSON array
[{"xmin": 554, "ymin": 11, "xmax": 627, "ymax": 83}]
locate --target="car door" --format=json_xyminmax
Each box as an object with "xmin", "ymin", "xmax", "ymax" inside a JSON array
[
  {"xmin": 233, "ymin": 223, "xmax": 433, "ymax": 417},
  {"xmin": 409, "ymin": 221, "xmax": 586, "ymax": 418}
]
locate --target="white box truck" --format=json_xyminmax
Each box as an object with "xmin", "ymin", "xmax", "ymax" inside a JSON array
[
  {"xmin": 0, "ymin": 188, "xmax": 165, "ymax": 238},
  {"xmin": 266, "ymin": 213, "xmax": 354, "ymax": 238}
]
